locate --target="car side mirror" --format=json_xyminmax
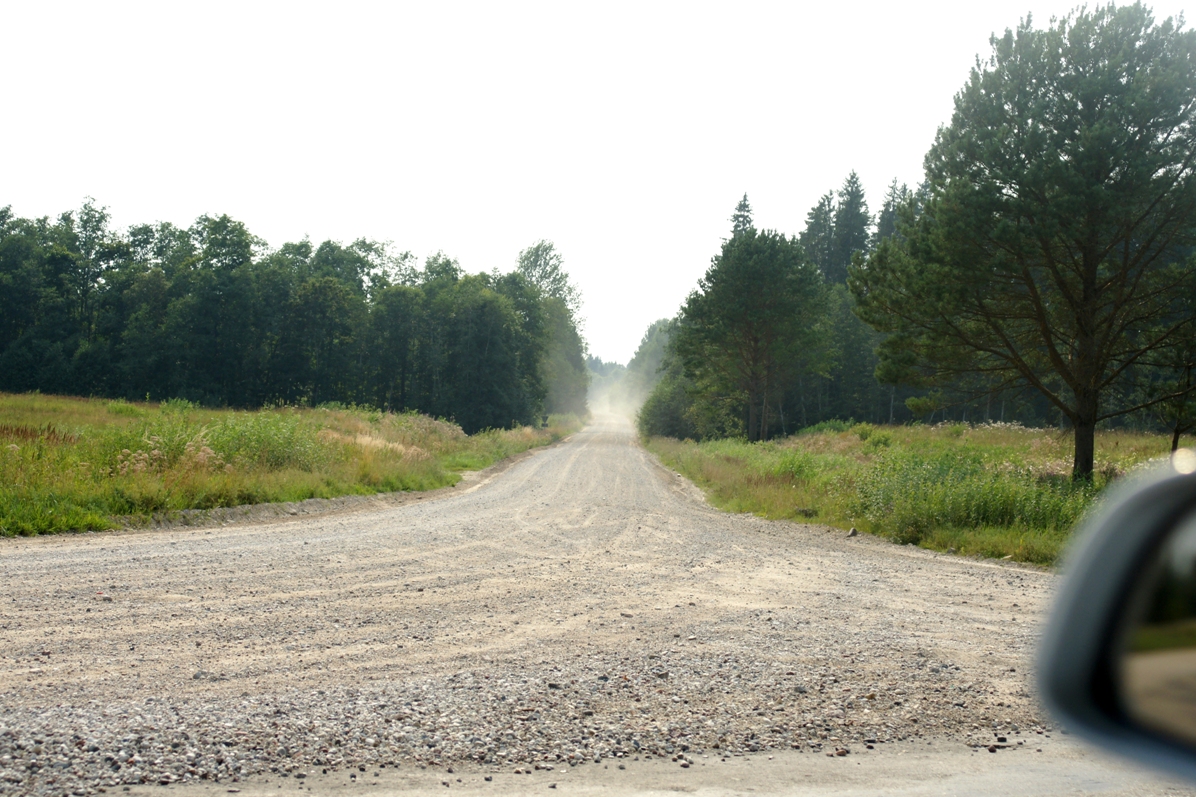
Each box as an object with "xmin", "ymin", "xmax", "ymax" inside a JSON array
[{"xmin": 1040, "ymin": 450, "xmax": 1196, "ymax": 781}]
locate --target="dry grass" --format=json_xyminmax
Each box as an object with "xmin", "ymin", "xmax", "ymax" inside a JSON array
[
  {"xmin": 0, "ymin": 393, "xmax": 581, "ymax": 536},
  {"xmin": 646, "ymin": 421, "xmax": 1183, "ymax": 565}
]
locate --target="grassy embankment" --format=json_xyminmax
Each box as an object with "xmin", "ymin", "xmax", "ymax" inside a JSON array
[
  {"xmin": 0, "ymin": 393, "xmax": 581, "ymax": 536},
  {"xmin": 646, "ymin": 421, "xmax": 1179, "ymax": 565}
]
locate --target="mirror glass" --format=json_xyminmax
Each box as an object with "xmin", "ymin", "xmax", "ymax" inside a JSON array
[{"xmin": 1121, "ymin": 506, "xmax": 1196, "ymax": 744}]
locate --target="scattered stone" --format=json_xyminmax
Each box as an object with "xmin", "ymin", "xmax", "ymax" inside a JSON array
[{"xmin": 0, "ymin": 425, "xmax": 1050, "ymax": 795}]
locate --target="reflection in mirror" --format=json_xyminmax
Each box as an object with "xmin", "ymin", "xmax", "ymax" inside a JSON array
[{"xmin": 1122, "ymin": 506, "xmax": 1196, "ymax": 745}]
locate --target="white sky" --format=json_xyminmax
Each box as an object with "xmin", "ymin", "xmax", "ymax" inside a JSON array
[{"xmin": 3, "ymin": 1, "xmax": 1191, "ymax": 363}]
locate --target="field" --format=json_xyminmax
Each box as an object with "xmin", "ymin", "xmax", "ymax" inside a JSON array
[
  {"xmin": 645, "ymin": 421, "xmax": 1181, "ymax": 565},
  {"xmin": 0, "ymin": 393, "xmax": 581, "ymax": 536}
]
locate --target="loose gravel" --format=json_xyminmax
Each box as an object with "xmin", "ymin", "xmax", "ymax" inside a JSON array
[{"xmin": 1, "ymin": 417, "xmax": 1056, "ymax": 796}]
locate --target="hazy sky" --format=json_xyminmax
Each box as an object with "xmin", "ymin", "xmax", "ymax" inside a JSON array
[{"xmin": 3, "ymin": 1, "xmax": 1191, "ymax": 363}]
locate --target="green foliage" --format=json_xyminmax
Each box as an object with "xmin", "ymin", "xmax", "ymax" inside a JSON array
[
  {"xmin": 851, "ymin": 449, "xmax": 1095, "ymax": 545},
  {"xmin": 645, "ymin": 422, "xmax": 1176, "ymax": 564},
  {"xmin": 0, "ymin": 393, "xmax": 583, "ymax": 536},
  {"xmin": 516, "ymin": 240, "xmax": 581, "ymax": 320},
  {"xmin": 730, "ymin": 194, "xmax": 754, "ymax": 236},
  {"xmin": 851, "ymin": 4, "xmax": 1196, "ymax": 479},
  {"xmin": 851, "ymin": 422, "xmax": 876, "ymax": 441},
  {"xmin": 871, "ymin": 179, "xmax": 912, "ymax": 248},
  {"xmin": 905, "ymin": 393, "xmax": 943, "ymax": 420},
  {"xmin": 0, "ymin": 203, "xmax": 583, "ymax": 435},
  {"xmin": 539, "ymin": 296, "xmax": 589, "ymax": 417},
  {"xmin": 798, "ymin": 419, "xmax": 853, "ymax": 434},
  {"xmin": 787, "ymin": 182, "xmax": 904, "ymax": 431},
  {"xmin": 830, "ymin": 172, "xmax": 871, "ymax": 284},
  {"xmin": 105, "ymin": 400, "xmax": 142, "ymax": 417},
  {"xmin": 798, "ymin": 192, "xmax": 835, "ymax": 280},
  {"xmin": 637, "ymin": 365, "xmax": 697, "ymax": 439},
  {"xmin": 866, "ymin": 431, "xmax": 893, "ymax": 449},
  {"xmin": 770, "ymin": 448, "xmax": 818, "ymax": 480},
  {"xmin": 671, "ymin": 198, "xmax": 829, "ymax": 441},
  {"xmin": 202, "ymin": 412, "xmax": 326, "ymax": 470}
]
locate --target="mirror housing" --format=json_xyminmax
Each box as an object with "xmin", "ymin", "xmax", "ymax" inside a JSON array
[{"xmin": 1039, "ymin": 451, "xmax": 1196, "ymax": 780}]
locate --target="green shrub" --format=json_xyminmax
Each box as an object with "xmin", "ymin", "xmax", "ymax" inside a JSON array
[
  {"xmin": 160, "ymin": 398, "xmax": 197, "ymax": 414},
  {"xmin": 866, "ymin": 432, "xmax": 893, "ymax": 449},
  {"xmin": 105, "ymin": 400, "xmax": 143, "ymax": 417},
  {"xmin": 799, "ymin": 419, "xmax": 854, "ymax": 435},
  {"xmin": 852, "ymin": 449, "xmax": 1095, "ymax": 544},
  {"xmin": 638, "ymin": 373, "xmax": 698, "ymax": 439},
  {"xmin": 771, "ymin": 449, "xmax": 818, "ymax": 480},
  {"xmin": 204, "ymin": 412, "xmax": 325, "ymax": 470},
  {"xmin": 851, "ymin": 422, "xmax": 875, "ymax": 441}
]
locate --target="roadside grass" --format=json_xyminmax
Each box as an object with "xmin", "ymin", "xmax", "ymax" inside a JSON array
[
  {"xmin": 0, "ymin": 393, "xmax": 581, "ymax": 536},
  {"xmin": 645, "ymin": 422, "xmax": 1178, "ymax": 565}
]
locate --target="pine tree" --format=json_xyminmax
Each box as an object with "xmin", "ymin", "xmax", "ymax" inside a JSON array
[
  {"xmin": 871, "ymin": 179, "xmax": 910, "ymax": 247},
  {"xmin": 798, "ymin": 192, "xmax": 835, "ymax": 280},
  {"xmin": 829, "ymin": 171, "xmax": 871, "ymax": 283},
  {"xmin": 851, "ymin": 4, "xmax": 1196, "ymax": 478},
  {"xmin": 730, "ymin": 194, "xmax": 754, "ymax": 236}
]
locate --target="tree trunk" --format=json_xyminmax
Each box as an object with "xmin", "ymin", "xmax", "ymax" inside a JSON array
[
  {"xmin": 760, "ymin": 372, "xmax": 769, "ymax": 441},
  {"xmin": 799, "ymin": 375, "xmax": 808, "ymax": 428},
  {"xmin": 1174, "ymin": 424, "xmax": 1183, "ymax": 453},
  {"xmin": 748, "ymin": 394, "xmax": 760, "ymax": 442},
  {"xmin": 1073, "ymin": 391, "xmax": 1098, "ymax": 481},
  {"xmin": 1074, "ymin": 419, "xmax": 1096, "ymax": 481}
]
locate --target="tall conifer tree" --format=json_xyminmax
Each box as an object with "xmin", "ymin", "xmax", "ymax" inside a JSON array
[
  {"xmin": 798, "ymin": 192, "xmax": 836, "ymax": 280},
  {"xmin": 829, "ymin": 171, "xmax": 871, "ymax": 283},
  {"xmin": 730, "ymin": 194, "xmax": 754, "ymax": 236}
]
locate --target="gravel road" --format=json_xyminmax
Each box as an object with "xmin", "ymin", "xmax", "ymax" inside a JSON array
[{"xmin": 1, "ymin": 416, "xmax": 1190, "ymax": 796}]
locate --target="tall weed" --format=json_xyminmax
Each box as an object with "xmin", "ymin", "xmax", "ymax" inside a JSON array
[
  {"xmin": 646, "ymin": 422, "xmax": 1174, "ymax": 564},
  {"xmin": 0, "ymin": 393, "xmax": 582, "ymax": 536},
  {"xmin": 852, "ymin": 449, "xmax": 1095, "ymax": 544}
]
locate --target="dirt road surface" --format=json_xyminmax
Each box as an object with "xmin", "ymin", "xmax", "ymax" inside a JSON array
[{"xmin": 1, "ymin": 416, "xmax": 1191, "ymax": 796}]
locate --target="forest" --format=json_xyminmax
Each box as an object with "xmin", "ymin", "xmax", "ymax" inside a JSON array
[
  {"xmin": 635, "ymin": 4, "xmax": 1196, "ymax": 480},
  {"xmin": 5, "ymin": 5, "xmax": 1196, "ymax": 484},
  {"xmin": 0, "ymin": 209, "xmax": 587, "ymax": 434}
]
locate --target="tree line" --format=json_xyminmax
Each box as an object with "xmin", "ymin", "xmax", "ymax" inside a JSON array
[
  {"xmin": 0, "ymin": 207, "xmax": 587, "ymax": 433},
  {"xmin": 639, "ymin": 3, "xmax": 1196, "ymax": 479}
]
